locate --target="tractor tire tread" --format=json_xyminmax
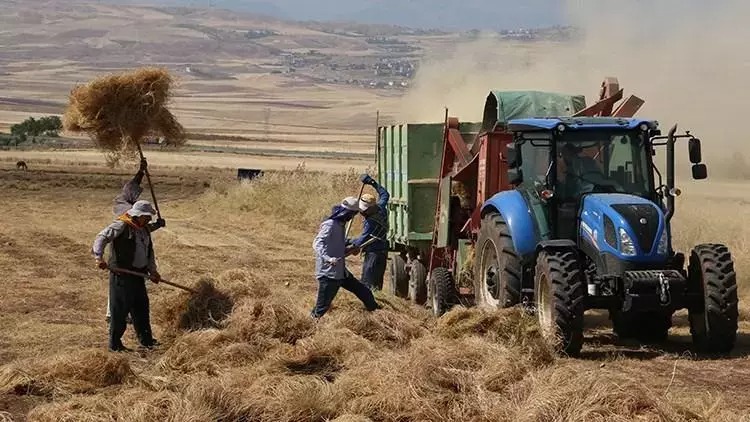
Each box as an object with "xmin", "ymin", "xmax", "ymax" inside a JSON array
[
  {"xmin": 430, "ymin": 267, "xmax": 455, "ymax": 317},
  {"xmin": 389, "ymin": 254, "xmax": 409, "ymax": 298},
  {"xmin": 535, "ymin": 249, "xmax": 585, "ymax": 356},
  {"xmin": 409, "ymin": 260, "xmax": 428, "ymax": 305},
  {"xmin": 689, "ymin": 243, "xmax": 738, "ymax": 353}
]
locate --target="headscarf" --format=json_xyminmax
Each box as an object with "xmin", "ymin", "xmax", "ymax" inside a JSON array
[{"xmin": 328, "ymin": 204, "xmax": 357, "ymax": 222}]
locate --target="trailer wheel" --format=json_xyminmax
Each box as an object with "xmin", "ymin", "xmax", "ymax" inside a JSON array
[
  {"xmin": 534, "ymin": 249, "xmax": 585, "ymax": 356},
  {"xmin": 388, "ymin": 254, "xmax": 409, "ymax": 298},
  {"xmin": 429, "ymin": 267, "xmax": 455, "ymax": 317},
  {"xmin": 474, "ymin": 211, "xmax": 521, "ymax": 309},
  {"xmin": 408, "ymin": 260, "xmax": 428, "ymax": 305},
  {"xmin": 688, "ymin": 243, "xmax": 739, "ymax": 354}
]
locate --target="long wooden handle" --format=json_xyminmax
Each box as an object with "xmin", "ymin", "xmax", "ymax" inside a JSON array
[
  {"xmin": 345, "ymin": 182, "xmax": 366, "ymax": 239},
  {"xmin": 110, "ymin": 267, "xmax": 197, "ymax": 294},
  {"xmin": 135, "ymin": 142, "xmax": 162, "ymax": 219}
]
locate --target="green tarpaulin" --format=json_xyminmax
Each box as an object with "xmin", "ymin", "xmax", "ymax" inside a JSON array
[{"xmin": 482, "ymin": 90, "xmax": 587, "ymax": 132}]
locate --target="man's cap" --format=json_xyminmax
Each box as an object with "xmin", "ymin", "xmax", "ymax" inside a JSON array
[
  {"xmin": 341, "ymin": 196, "xmax": 360, "ymax": 212},
  {"xmin": 359, "ymin": 193, "xmax": 376, "ymax": 211},
  {"xmin": 128, "ymin": 200, "xmax": 157, "ymax": 217}
]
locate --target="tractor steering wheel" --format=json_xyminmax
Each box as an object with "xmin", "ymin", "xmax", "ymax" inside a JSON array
[{"xmin": 577, "ymin": 170, "xmax": 624, "ymax": 194}]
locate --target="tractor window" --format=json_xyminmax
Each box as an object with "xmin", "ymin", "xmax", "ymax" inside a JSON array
[
  {"xmin": 556, "ymin": 131, "xmax": 651, "ymax": 200},
  {"xmin": 520, "ymin": 143, "xmax": 551, "ymax": 185},
  {"xmin": 609, "ymin": 136, "xmax": 638, "ymax": 187}
]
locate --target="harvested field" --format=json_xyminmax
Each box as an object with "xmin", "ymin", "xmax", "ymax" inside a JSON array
[{"xmin": 0, "ymin": 161, "xmax": 748, "ymax": 421}]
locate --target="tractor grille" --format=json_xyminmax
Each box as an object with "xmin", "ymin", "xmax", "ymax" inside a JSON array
[{"xmin": 612, "ymin": 204, "xmax": 659, "ymax": 253}]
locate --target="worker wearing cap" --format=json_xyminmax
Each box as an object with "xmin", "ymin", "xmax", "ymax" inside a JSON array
[
  {"xmin": 93, "ymin": 200, "xmax": 162, "ymax": 352},
  {"xmin": 105, "ymin": 157, "xmax": 165, "ymax": 323},
  {"xmin": 350, "ymin": 174, "xmax": 390, "ymax": 291},
  {"xmin": 311, "ymin": 197, "xmax": 380, "ymax": 319}
]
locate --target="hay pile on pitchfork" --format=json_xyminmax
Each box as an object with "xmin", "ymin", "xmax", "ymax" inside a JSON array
[
  {"xmin": 63, "ymin": 67, "xmax": 187, "ymax": 165},
  {"xmin": 63, "ymin": 67, "xmax": 232, "ymax": 328}
]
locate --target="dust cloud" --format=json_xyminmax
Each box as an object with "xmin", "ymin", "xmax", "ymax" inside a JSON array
[{"xmin": 401, "ymin": 0, "xmax": 750, "ymax": 170}]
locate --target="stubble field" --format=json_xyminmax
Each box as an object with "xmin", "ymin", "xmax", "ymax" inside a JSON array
[{"xmin": 0, "ymin": 160, "xmax": 748, "ymax": 422}]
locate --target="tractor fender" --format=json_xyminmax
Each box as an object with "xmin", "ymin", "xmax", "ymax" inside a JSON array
[
  {"xmin": 481, "ymin": 190, "xmax": 537, "ymax": 258},
  {"xmin": 536, "ymin": 239, "xmax": 577, "ymax": 252}
]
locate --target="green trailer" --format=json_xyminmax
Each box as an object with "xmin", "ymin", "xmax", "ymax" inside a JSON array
[{"xmin": 377, "ymin": 121, "xmax": 481, "ymax": 301}]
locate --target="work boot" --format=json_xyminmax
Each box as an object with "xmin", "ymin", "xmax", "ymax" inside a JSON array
[
  {"xmin": 109, "ymin": 343, "xmax": 131, "ymax": 353},
  {"xmin": 140, "ymin": 339, "xmax": 161, "ymax": 350}
]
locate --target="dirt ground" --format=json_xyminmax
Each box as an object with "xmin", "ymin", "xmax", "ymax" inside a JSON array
[{"xmin": 0, "ymin": 161, "xmax": 748, "ymax": 421}]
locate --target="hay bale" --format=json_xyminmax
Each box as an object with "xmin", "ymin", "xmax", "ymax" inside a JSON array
[{"xmin": 62, "ymin": 67, "xmax": 186, "ymax": 159}]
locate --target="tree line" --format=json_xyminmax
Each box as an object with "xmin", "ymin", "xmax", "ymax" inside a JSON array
[{"xmin": 10, "ymin": 115, "xmax": 63, "ymax": 142}]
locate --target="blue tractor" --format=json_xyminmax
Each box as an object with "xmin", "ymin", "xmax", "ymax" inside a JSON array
[{"xmin": 473, "ymin": 116, "xmax": 739, "ymax": 356}]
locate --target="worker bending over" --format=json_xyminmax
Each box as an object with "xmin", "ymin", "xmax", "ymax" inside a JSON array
[
  {"xmin": 351, "ymin": 174, "xmax": 390, "ymax": 291},
  {"xmin": 311, "ymin": 197, "xmax": 380, "ymax": 319},
  {"xmin": 93, "ymin": 200, "xmax": 162, "ymax": 352},
  {"xmin": 105, "ymin": 158, "xmax": 165, "ymax": 323}
]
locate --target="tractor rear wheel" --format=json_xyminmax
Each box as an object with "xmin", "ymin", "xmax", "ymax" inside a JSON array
[
  {"xmin": 408, "ymin": 259, "xmax": 428, "ymax": 305},
  {"xmin": 388, "ymin": 254, "xmax": 409, "ymax": 298},
  {"xmin": 429, "ymin": 267, "xmax": 455, "ymax": 317},
  {"xmin": 688, "ymin": 243, "xmax": 739, "ymax": 354},
  {"xmin": 474, "ymin": 211, "xmax": 521, "ymax": 309},
  {"xmin": 534, "ymin": 249, "xmax": 585, "ymax": 356}
]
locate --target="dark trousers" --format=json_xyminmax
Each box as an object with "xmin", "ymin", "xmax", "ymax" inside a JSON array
[
  {"xmin": 109, "ymin": 272, "xmax": 154, "ymax": 349},
  {"xmin": 362, "ymin": 251, "xmax": 387, "ymax": 291},
  {"xmin": 311, "ymin": 272, "xmax": 379, "ymax": 318}
]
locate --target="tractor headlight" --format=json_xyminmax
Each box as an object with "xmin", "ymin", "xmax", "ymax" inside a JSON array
[
  {"xmin": 656, "ymin": 228, "xmax": 669, "ymax": 255},
  {"xmin": 619, "ymin": 228, "xmax": 636, "ymax": 256}
]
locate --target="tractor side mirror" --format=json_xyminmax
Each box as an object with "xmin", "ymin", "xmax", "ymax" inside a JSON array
[
  {"xmin": 691, "ymin": 163, "xmax": 707, "ymax": 180},
  {"xmin": 688, "ymin": 138, "xmax": 702, "ymax": 163},
  {"xmin": 508, "ymin": 168, "xmax": 523, "ymax": 185},
  {"xmin": 507, "ymin": 142, "xmax": 522, "ymax": 168}
]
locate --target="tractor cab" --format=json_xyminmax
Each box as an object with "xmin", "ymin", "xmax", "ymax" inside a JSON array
[{"xmin": 506, "ymin": 117, "xmax": 663, "ymax": 242}]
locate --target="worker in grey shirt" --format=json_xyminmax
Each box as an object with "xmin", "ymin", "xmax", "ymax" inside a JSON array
[
  {"xmin": 105, "ymin": 157, "xmax": 165, "ymax": 323},
  {"xmin": 93, "ymin": 200, "xmax": 162, "ymax": 352},
  {"xmin": 311, "ymin": 197, "xmax": 379, "ymax": 319}
]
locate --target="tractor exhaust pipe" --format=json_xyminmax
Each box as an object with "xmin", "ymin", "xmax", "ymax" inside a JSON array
[{"xmin": 665, "ymin": 124, "xmax": 678, "ymax": 223}]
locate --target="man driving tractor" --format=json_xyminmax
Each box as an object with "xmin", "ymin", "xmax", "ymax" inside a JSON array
[{"xmin": 558, "ymin": 142, "xmax": 608, "ymax": 196}]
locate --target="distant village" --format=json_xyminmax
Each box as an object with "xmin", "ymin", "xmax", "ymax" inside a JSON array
[{"xmin": 181, "ymin": 25, "xmax": 580, "ymax": 91}]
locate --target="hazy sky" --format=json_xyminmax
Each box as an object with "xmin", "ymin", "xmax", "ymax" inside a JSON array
[{"xmin": 116, "ymin": 0, "xmax": 567, "ymax": 30}]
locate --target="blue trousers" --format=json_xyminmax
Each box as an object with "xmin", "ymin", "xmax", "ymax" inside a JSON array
[
  {"xmin": 361, "ymin": 251, "xmax": 387, "ymax": 291},
  {"xmin": 311, "ymin": 272, "xmax": 379, "ymax": 318}
]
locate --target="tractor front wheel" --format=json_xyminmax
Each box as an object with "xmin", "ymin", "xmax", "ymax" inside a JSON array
[
  {"xmin": 408, "ymin": 259, "xmax": 428, "ymax": 305},
  {"xmin": 389, "ymin": 254, "xmax": 409, "ymax": 298},
  {"xmin": 688, "ymin": 243, "xmax": 739, "ymax": 354},
  {"xmin": 534, "ymin": 249, "xmax": 585, "ymax": 356}
]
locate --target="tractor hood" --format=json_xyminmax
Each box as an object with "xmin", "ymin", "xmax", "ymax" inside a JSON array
[{"xmin": 579, "ymin": 193, "xmax": 668, "ymax": 261}]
